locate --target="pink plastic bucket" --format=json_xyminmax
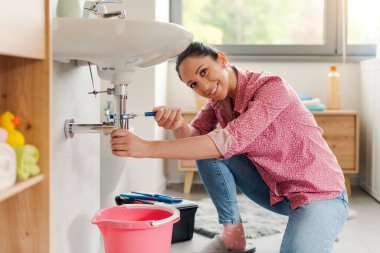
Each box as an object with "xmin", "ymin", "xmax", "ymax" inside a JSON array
[{"xmin": 92, "ymin": 204, "xmax": 180, "ymax": 253}]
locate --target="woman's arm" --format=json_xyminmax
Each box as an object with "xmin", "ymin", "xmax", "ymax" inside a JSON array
[
  {"xmin": 151, "ymin": 135, "xmax": 222, "ymax": 159},
  {"xmin": 153, "ymin": 106, "xmax": 197, "ymax": 139},
  {"xmin": 172, "ymin": 122, "xmax": 198, "ymax": 139},
  {"xmin": 111, "ymin": 129, "xmax": 222, "ymax": 160},
  {"xmin": 152, "ymin": 103, "xmax": 218, "ymax": 139}
]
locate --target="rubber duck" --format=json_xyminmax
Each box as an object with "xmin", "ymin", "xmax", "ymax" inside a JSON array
[{"xmin": 0, "ymin": 111, "xmax": 25, "ymax": 148}]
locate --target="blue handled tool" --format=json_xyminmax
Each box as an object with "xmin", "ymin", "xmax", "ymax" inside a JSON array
[
  {"xmin": 142, "ymin": 112, "xmax": 156, "ymax": 116},
  {"xmin": 130, "ymin": 112, "xmax": 156, "ymax": 118},
  {"xmin": 120, "ymin": 192, "xmax": 183, "ymax": 204},
  {"xmin": 132, "ymin": 191, "xmax": 183, "ymax": 203},
  {"xmin": 120, "ymin": 112, "xmax": 156, "ymax": 119}
]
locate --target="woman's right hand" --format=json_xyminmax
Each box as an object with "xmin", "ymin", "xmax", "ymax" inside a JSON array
[{"xmin": 152, "ymin": 106, "xmax": 186, "ymax": 131}]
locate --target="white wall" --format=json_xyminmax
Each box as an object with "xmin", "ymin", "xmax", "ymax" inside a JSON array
[
  {"xmin": 165, "ymin": 60, "xmax": 361, "ymax": 183},
  {"xmin": 53, "ymin": 1, "xmax": 172, "ymax": 251},
  {"xmin": 52, "ymin": 1, "xmax": 100, "ymax": 253},
  {"xmin": 52, "ymin": 62, "xmax": 100, "ymax": 253},
  {"xmin": 99, "ymin": 0, "xmax": 169, "ymax": 208}
]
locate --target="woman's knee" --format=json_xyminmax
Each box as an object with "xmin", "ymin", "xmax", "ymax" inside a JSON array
[{"xmin": 196, "ymin": 158, "xmax": 221, "ymax": 172}]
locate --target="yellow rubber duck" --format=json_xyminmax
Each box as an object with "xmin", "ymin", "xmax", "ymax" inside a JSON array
[{"xmin": 0, "ymin": 111, "xmax": 25, "ymax": 148}]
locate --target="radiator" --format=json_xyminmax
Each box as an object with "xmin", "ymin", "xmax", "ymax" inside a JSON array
[{"xmin": 360, "ymin": 59, "xmax": 380, "ymax": 201}]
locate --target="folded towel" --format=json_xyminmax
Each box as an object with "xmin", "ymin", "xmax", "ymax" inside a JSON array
[
  {"xmin": 298, "ymin": 92, "xmax": 313, "ymax": 101},
  {"xmin": 15, "ymin": 144, "xmax": 40, "ymax": 181},
  {"xmin": 302, "ymin": 98, "xmax": 322, "ymax": 108},
  {"xmin": 307, "ymin": 104, "xmax": 326, "ymax": 111},
  {"xmin": 0, "ymin": 142, "xmax": 17, "ymax": 191},
  {"xmin": 0, "ymin": 127, "xmax": 7, "ymax": 142}
]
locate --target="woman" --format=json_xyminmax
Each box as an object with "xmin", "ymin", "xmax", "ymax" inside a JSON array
[{"xmin": 111, "ymin": 41, "xmax": 348, "ymax": 253}]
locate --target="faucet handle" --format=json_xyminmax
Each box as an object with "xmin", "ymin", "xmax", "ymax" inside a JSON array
[
  {"xmin": 102, "ymin": 0, "xmax": 122, "ymax": 3},
  {"xmin": 83, "ymin": 0, "xmax": 124, "ymax": 18},
  {"xmin": 83, "ymin": 0, "xmax": 122, "ymax": 11},
  {"xmin": 84, "ymin": 0, "xmax": 121, "ymax": 7}
]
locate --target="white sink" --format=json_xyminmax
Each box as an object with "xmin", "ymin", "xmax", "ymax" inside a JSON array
[{"xmin": 53, "ymin": 18, "xmax": 193, "ymax": 82}]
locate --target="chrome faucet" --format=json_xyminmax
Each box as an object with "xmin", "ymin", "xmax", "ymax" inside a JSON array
[{"xmin": 83, "ymin": 0, "xmax": 126, "ymax": 19}]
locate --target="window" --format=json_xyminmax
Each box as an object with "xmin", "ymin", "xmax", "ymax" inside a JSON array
[
  {"xmin": 337, "ymin": 0, "xmax": 380, "ymax": 56},
  {"xmin": 171, "ymin": 0, "xmax": 379, "ymax": 57}
]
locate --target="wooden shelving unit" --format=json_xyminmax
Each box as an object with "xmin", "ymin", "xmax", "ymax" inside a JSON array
[
  {"xmin": 0, "ymin": 175, "xmax": 44, "ymax": 202},
  {"xmin": 0, "ymin": 0, "xmax": 50, "ymax": 252}
]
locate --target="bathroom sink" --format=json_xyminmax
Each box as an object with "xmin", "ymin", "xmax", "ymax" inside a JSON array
[{"xmin": 53, "ymin": 18, "xmax": 193, "ymax": 82}]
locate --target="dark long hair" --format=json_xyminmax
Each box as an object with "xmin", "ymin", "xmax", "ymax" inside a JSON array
[{"xmin": 175, "ymin": 41, "xmax": 219, "ymax": 79}]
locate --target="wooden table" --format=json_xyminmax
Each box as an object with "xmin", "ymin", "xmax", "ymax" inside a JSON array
[{"xmin": 178, "ymin": 110, "xmax": 359, "ymax": 195}]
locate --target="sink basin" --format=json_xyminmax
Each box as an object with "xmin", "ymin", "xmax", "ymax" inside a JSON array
[{"xmin": 53, "ymin": 18, "xmax": 193, "ymax": 82}]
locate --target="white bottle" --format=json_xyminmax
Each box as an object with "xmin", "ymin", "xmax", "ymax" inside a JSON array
[
  {"xmin": 327, "ymin": 66, "xmax": 341, "ymax": 110},
  {"xmin": 57, "ymin": 0, "xmax": 83, "ymax": 18}
]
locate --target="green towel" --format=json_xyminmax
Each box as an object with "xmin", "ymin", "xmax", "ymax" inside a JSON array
[
  {"xmin": 14, "ymin": 144, "xmax": 40, "ymax": 181},
  {"xmin": 307, "ymin": 104, "xmax": 326, "ymax": 111}
]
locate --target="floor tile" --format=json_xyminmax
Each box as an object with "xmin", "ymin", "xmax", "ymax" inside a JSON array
[{"xmin": 167, "ymin": 185, "xmax": 380, "ymax": 253}]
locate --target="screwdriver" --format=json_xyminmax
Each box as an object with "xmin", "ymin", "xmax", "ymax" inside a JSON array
[
  {"xmin": 132, "ymin": 112, "xmax": 156, "ymax": 117},
  {"xmin": 120, "ymin": 112, "xmax": 156, "ymax": 119}
]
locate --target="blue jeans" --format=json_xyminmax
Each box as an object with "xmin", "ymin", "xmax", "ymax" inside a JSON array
[{"xmin": 196, "ymin": 155, "xmax": 349, "ymax": 253}]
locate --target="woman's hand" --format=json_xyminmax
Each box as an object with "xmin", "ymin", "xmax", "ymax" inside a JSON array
[
  {"xmin": 152, "ymin": 106, "xmax": 186, "ymax": 130},
  {"xmin": 111, "ymin": 129, "xmax": 151, "ymax": 157}
]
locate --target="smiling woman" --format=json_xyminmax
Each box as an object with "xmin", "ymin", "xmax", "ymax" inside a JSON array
[
  {"xmin": 110, "ymin": 41, "xmax": 349, "ymax": 252},
  {"xmin": 177, "ymin": 51, "xmax": 236, "ymax": 101}
]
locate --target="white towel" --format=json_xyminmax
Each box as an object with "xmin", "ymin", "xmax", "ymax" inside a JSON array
[
  {"xmin": 302, "ymin": 98, "xmax": 322, "ymax": 108},
  {"xmin": 0, "ymin": 142, "xmax": 17, "ymax": 191}
]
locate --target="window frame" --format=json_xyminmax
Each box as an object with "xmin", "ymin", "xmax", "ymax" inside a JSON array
[{"xmin": 170, "ymin": 0, "xmax": 376, "ymax": 57}]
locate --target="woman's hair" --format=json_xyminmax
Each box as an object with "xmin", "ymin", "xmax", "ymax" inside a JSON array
[{"xmin": 175, "ymin": 41, "xmax": 219, "ymax": 78}]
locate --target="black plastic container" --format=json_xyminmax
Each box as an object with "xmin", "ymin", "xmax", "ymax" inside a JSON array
[{"xmin": 171, "ymin": 204, "xmax": 198, "ymax": 243}]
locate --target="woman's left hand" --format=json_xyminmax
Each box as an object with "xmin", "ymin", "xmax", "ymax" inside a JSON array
[{"xmin": 111, "ymin": 129, "xmax": 151, "ymax": 157}]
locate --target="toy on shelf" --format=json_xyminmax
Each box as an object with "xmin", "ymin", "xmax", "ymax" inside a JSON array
[
  {"xmin": 0, "ymin": 127, "xmax": 17, "ymax": 191},
  {"xmin": 15, "ymin": 144, "xmax": 41, "ymax": 181},
  {"xmin": 0, "ymin": 111, "xmax": 25, "ymax": 147}
]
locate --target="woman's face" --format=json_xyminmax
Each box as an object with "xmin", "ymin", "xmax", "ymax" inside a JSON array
[{"xmin": 178, "ymin": 54, "xmax": 231, "ymax": 100}]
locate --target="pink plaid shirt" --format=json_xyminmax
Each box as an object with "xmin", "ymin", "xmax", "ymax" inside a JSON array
[{"xmin": 190, "ymin": 67, "xmax": 345, "ymax": 210}]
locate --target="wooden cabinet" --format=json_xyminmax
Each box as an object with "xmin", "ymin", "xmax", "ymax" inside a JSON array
[
  {"xmin": 0, "ymin": 0, "xmax": 46, "ymax": 59},
  {"xmin": 0, "ymin": 0, "xmax": 50, "ymax": 252},
  {"xmin": 178, "ymin": 110, "xmax": 359, "ymax": 195},
  {"xmin": 312, "ymin": 111, "xmax": 359, "ymax": 174}
]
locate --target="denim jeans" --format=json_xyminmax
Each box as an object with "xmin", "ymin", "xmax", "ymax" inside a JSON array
[{"xmin": 196, "ymin": 155, "xmax": 349, "ymax": 253}]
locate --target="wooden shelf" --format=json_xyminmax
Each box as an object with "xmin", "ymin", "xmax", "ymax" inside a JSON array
[
  {"xmin": 0, "ymin": 174, "xmax": 44, "ymax": 202},
  {"xmin": 0, "ymin": 0, "xmax": 50, "ymax": 251}
]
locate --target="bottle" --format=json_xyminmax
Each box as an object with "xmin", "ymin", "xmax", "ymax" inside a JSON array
[
  {"xmin": 327, "ymin": 65, "xmax": 340, "ymax": 110},
  {"xmin": 57, "ymin": 0, "xmax": 83, "ymax": 18}
]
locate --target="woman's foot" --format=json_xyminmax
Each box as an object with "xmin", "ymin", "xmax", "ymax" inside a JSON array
[
  {"xmin": 199, "ymin": 235, "xmax": 256, "ymax": 253},
  {"xmin": 220, "ymin": 224, "xmax": 246, "ymax": 251}
]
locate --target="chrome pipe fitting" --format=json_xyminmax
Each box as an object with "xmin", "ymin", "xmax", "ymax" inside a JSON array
[{"xmin": 64, "ymin": 119, "xmax": 115, "ymax": 139}]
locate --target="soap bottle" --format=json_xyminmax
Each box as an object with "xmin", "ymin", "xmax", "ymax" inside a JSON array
[
  {"xmin": 327, "ymin": 65, "xmax": 340, "ymax": 110},
  {"xmin": 57, "ymin": 0, "xmax": 83, "ymax": 18}
]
